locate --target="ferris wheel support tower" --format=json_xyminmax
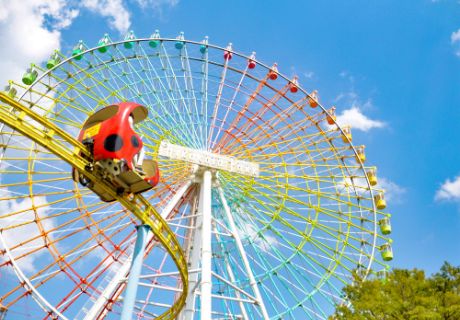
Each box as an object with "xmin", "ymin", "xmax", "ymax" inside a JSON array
[{"xmin": 158, "ymin": 141, "xmax": 269, "ymax": 320}]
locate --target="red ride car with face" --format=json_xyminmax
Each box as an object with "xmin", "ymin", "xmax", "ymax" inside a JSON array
[{"xmin": 73, "ymin": 102, "xmax": 159, "ymax": 201}]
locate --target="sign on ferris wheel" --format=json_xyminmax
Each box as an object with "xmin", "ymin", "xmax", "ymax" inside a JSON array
[{"xmin": 158, "ymin": 140, "xmax": 260, "ymax": 177}]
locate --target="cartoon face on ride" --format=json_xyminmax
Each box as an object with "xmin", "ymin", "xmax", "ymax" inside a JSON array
[{"xmin": 72, "ymin": 102, "xmax": 159, "ymax": 202}]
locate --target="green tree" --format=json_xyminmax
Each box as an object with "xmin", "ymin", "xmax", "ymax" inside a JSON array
[{"xmin": 331, "ymin": 262, "xmax": 460, "ymax": 320}]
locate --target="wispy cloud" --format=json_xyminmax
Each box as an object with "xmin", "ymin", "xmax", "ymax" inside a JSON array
[
  {"xmin": 0, "ymin": 0, "xmax": 181, "ymax": 86},
  {"xmin": 451, "ymin": 29, "xmax": 460, "ymax": 56},
  {"xmin": 435, "ymin": 175, "xmax": 460, "ymax": 201},
  {"xmin": 303, "ymin": 71, "xmax": 314, "ymax": 79},
  {"xmin": 333, "ymin": 73, "xmax": 385, "ymax": 132},
  {"xmin": 378, "ymin": 177, "xmax": 406, "ymax": 203},
  {"xmin": 336, "ymin": 107, "xmax": 385, "ymax": 131},
  {"xmin": 81, "ymin": 0, "xmax": 131, "ymax": 34},
  {"xmin": 134, "ymin": 0, "xmax": 179, "ymax": 9},
  {"xmin": 452, "ymin": 30, "xmax": 460, "ymax": 43},
  {"xmin": 0, "ymin": 0, "xmax": 78, "ymax": 85}
]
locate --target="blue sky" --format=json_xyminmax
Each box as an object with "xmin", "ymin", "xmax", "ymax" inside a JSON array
[{"xmin": 1, "ymin": 0, "xmax": 460, "ymax": 277}]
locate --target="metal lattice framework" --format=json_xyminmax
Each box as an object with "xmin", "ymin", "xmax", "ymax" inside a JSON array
[{"xmin": 0, "ymin": 31, "xmax": 393, "ymax": 319}]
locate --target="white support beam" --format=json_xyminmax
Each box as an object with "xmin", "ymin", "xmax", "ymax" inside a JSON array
[
  {"xmin": 179, "ymin": 190, "xmax": 202, "ymax": 320},
  {"xmin": 199, "ymin": 170, "xmax": 213, "ymax": 320},
  {"xmin": 83, "ymin": 181, "xmax": 192, "ymax": 320},
  {"xmin": 218, "ymin": 187, "xmax": 270, "ymax": 320}
]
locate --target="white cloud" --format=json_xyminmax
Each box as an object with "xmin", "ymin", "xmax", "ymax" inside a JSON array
[
  {"xmin": 451, "ymin": 29, "xmax": 460, "ymax": 44},
  {"xmin": 135, "ymin": 0, "xmax": 179, "ymax": 9},
  {"xmin": 0, "ymin": 0, "xmax": 78, "ymax": 85},
  {"xmin": 0, "ymin": 0, "xmax": 182, "ymax": 87},
  {"xmin": 339, "ymin": 70, "xmax": 355, "ymax": 83},
  {"xmin": 303, "ymin": 71, "xmax": 314, "ymax": 79},
  {"xmin": 450, "ymin": 29, "xmax": 460, "ymax": 56},
  {"xmin": 378, "ymin": 177, "xmax": 406, "ymax": 202},
  {"xmin": 0, "ymin": 195, "xmax": 54, "ymax": 273},
  {"xmin": 435, "ymin": 175, "xmax": 460, "ymax": 201},
  {"xmin": 81, "ymin": 0, "xmax": 131, "ymax": 34},
  {"xmin": 336, "ymin": 107, "xmax": 385, "ymax": 132},
  {"xmin": 0, "ymin": 0, "xmax": 131, "ymax": 87}
]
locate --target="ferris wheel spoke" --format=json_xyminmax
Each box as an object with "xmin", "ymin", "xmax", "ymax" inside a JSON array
[
  {"xmin": 226, "ymin": 85, "xmax": 291, "ymax": 145},
  {"xmin": 210, "ymin": 60, "xmax": 251, "ymax": 151},
  {"xmin": 157, "ymin": 42, "xmax": 202, "ymax": 148},
  {"xmin": 47, "ymin": 62, "xmax": 107, "ymax": 107},
  {"xmin": 110, "ymin": 45, "xmax": 196, "ymax": 144},
  {"xmin": 227, "ymin": 126, "xmax": 332, "ymax": 157},
  {"xmin": 229, "ymin": 195, "xmax": 363, "ymax": 287},
  {"xmin": 218, "ymin": 93, "xmax": 308, "ymax": 153},
  {"xmin": 181, "ymin": 45, "xmax": 206, "ymax": 147},
  {"xmin": 213, "ymin": 69, "xmax": 271, "ymax": 150},
  {"xmin": 207, "ymin": 55, "xmax": 230, "ymax": 150}
]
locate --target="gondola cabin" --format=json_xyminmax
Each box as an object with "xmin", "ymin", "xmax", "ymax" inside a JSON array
[
  {"xmin": 366, "ymin": 167, "xmax": 378, "ymax": 186},
  {"xmin": 326, "ymin": 107, "xmax": 336, "ymax": 125},
  {"xmin": 341, "ymin": 126, "xmax": 352, "ymax": 143},
  {"xmin": 72, "ymin": 102, "xmax": 159, "ymax": 202},
  {"xmin": 379, "ymin": 217, "xmax": 392, "ymax": 235},
  {"xmin": 374, "ymin": 191, "xmax": 387, "ymax": 210},
  {"xmin": 380, "ymin": 242, "xmax": 393, "ymax": 261},
  {"xmin": 356, "ymin": 145, "xmax": 366, "ymax": 163},
  {"xmin": 308, "ymin": 90, "xmax": 319, "ymax": 108}
]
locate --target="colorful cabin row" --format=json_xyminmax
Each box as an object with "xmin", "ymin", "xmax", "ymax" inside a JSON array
[
  {"xmin": 356, "ymin": 145, "xmax": 366, "ymax": 163},
  {"xmin": 380, "ymin": 242, "xmax": 393, "ymax": 261},
  {"xmin": 379, "ymin": 216, "xmax": 392, "ymax": 235},
  {"xmin": 366, "ymin": 167, "xmax": 378, "ymax": 186},
  {"xmin": 374, "ymin": 191, "xmax": 386, "ymax": 210},
  {"xmin": 341, "ymin": 126, "xmax": 352, "ymax": 143},
  {"xmin": 308, "ymin": 90, "xmax": 319, "ymax": 108},
  {"xmin": 22, "ymin": 66, "xmax": 38, "ymax": 85}
]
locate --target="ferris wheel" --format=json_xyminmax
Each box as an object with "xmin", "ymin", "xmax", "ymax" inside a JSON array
[{"xmin": 0, "ymin": 30, "xmax": 393, "ymax": 320}]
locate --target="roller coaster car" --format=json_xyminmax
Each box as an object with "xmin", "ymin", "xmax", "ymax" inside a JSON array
[{"xmin": 72, "ymin": 102, "xmax": 160, "ymax": 202}]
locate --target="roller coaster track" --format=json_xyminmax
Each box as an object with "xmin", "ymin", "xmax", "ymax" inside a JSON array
[{"xmin": 0, "ymin": 92, "xmax": 188, "ymax": 319}]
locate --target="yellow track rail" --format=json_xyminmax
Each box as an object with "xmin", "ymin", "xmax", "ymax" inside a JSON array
[{"xmin": 0, "ymin": 92, "xmax": 187, "ymax": 319}]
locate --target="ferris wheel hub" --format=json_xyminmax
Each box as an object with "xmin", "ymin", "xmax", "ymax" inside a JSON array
[{"xmin": 158, "ymin": 140, "xmax": 259, "ymax": 177}]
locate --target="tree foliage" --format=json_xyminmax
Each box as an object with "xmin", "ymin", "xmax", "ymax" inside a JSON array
[{"xmin": 331, "ymin": 262, "xmax": 460, "ymax": 319}]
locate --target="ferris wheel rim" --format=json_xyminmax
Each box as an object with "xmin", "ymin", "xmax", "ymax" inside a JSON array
[{"xmin": 0, "ymin": 33, "xmax": 391, "ymax": 319}]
